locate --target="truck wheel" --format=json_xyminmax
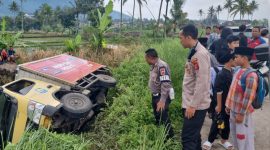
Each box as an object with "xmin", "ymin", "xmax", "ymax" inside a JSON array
[
  {"xmin": 61, "ymin": 93, "xmax": 93, "ymax": 118},
  {"xmin": 96, "ymin": 74, "xmax": 117, "ymax": 87}
]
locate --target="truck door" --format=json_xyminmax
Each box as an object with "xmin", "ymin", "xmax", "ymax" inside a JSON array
[{"xmin": 0, "ymin": 91, "xmax": 18, "ymax": 148}]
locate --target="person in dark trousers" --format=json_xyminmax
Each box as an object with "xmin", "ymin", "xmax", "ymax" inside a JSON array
[
  {"xmin": 145, "ymin": 48, "xmax": 174, "ymax": 139},
  {"xmin": 202, "ymin": 49, "xmax": 235, "ymax": 150},
  {"xmin": 208, "ymin": 35, "xmax": 239, "ymax": 119},
  {"xmin": 179, "ymin": 24, "xmax": 211, "ymax": 150},
  {"xmin": 238, "ymin": 25, "xmax": 248, "ymax": 47},
  {"xmin": 209, "ymin": 28, "xmax": 233, "ymax": 56}
]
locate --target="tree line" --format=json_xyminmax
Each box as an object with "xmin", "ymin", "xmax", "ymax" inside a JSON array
[
  {"xmin": 198, "ymin": 0, "xmax": 259, "ymax": 26},
  {"xmin": 0, "ymin": 0, "xmax": 188, "ymax": 36}
]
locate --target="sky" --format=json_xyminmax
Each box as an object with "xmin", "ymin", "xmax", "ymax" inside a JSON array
[{"xmin": 105, "ymin": 0, "xmax": 270, "ymax": 20}]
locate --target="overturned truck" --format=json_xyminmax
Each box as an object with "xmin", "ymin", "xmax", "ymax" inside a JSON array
[{"xmin": 0, "ymin": 54, "xmax": 116, "ymax": 145}]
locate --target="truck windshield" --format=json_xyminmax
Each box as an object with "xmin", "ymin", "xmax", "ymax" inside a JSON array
[
  {"xmin": 5, "ymin": 80, "xmax": 35, "ymax": 95},
  {"xmin": 0, "ymin": 92, "xmax": 18, "ymax": 145},
  {"xmin": 0, "ymin": 92, "xmax": 7, "ymax": 124}
]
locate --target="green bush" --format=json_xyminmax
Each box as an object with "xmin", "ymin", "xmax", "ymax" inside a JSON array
[{"xmin": 63, "ymin": 34, "xmax": 81, "ymax": 53}]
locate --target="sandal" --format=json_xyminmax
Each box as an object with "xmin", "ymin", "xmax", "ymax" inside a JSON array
[
  {"xmin": 202, "ymin": 141, "xmax": 212, "ymax": 150},
  {"xmin": 219, "ymin": 141, "xmax": 234, "ymax": 150}
]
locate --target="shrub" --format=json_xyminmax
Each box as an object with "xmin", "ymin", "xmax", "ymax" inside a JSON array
[{"xmin": 63, "ymin": 34, "xmax": 81, "ymax": 54}]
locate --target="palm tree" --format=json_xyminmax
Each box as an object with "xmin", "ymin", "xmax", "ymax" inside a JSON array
[
  {"xmin": 248, "ymin": 0, "xmax": 258, "ymax": 21},
  {"xmin": 224, "ymin": 0, "xmax": 233, "ymax": 21},
  {"xmin": 20, "ymin": 0, "xmax": 27, "ymax": 32},
  {"xmin": 116, "ymin": 0, "xmax": 124, "ymax": 32},
  {"xmin": 137, "ymin": 0, "xmax": 147, "ymax": 33},
  {"xmin": 208, "ymin": 6, "xmax": 215, "ymax": 26},
  {"xmin": 163, "ymin": 0, "xmax": 170, "ymax": 37},
  {"xmin": 40, "ymin": 3, "xmax": 52, "ymax": 27},
  {"xmin": 216, "ymin": 5, "xmax": 222, "ymax": 21},
  {"xmin": 131, "ymin": 0, "xmax": 136, "ymax": 28},
  {"xmin": 246, "ymin": 4, "xmax": 252, "ymax": 20},
  {"xmin": 120, "ymin": 0, "xmax": 123, "ymax": 30},
  {"xmin": 164, "ymin": 0, "xmax": 170, "ymax": 24},
  {"xmin": 198, "ymin": 9, "xmax": 204, "ymax": 21},
  {"xmin": 54, "ymin": 6, "xmax": 62, "ymax": 23},
  {"xmin": 9, "ymin": 1, "xmax": 19, "ymax": 29},
  {"xmin": 157, "ymin": 0, "xmax": 164, "ymax": 29},
  {"xmin": 171, "ymin": 0, "xmax": 186, "ymax": 32},
  {"xmin": 230, "ymin": 0, "xmax": 248, "ymax": 20}
]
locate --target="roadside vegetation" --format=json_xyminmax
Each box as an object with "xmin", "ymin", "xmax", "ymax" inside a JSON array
[
  {"xmin": 5, "ymin": 38, "xmax": 186, "ymax": 150},
  {"xmin": 5, "ymin": 128, "xmax": 90, "ymax": 150}
]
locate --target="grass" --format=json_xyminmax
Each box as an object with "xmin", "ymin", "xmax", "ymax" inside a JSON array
[
  {"xmin": 5, "ymin": 38, "xmax": 188, "ymax": 150},
  {"xmin": 4, "ymin": 128, "xmax": 90, "ymax": 150},
  {"xmin": 82, "ymin": 38, "xmax": 187, "ymax": 150}
]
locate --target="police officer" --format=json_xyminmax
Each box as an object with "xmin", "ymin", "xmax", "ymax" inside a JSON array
[
  {"xmin": 145, "ymin": 48, "xmax": 174, "ymax": 139},
  {"xmin": 179, "ymin": 24, "xmax": 211, "ymax": 150}
]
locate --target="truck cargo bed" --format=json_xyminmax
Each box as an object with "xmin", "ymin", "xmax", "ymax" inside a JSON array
[{"xmin": 16, "ymin": 54, "xmax": 104, "ymax": 89}]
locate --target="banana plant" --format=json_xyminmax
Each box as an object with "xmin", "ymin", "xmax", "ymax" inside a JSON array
[
  {"xmin": 91, "ymin": 0, "xmax": 113, "ymax": 50},
  {"xmin": 0, "ymin": 17, "xmax": 23, "ymax": 49}
]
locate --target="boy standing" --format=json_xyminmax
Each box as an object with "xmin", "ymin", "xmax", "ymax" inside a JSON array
[
  {"xmin": 226, "ymin": 47, "xmax": 258, "ymax": 150},
  {"xmin": 203, "ymin": 49, "xmax": 235, "ymax": 150},
  {"xmin": 227, "ymin": 35, "xmax": 240, "ymax": 51}
]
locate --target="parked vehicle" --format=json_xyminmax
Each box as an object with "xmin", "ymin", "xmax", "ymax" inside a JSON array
[
  {"xmin": 228, "ymin": 26, "xmax": 252, "ymax": 38},
  {"xmin": 251, "ymin": 44, "xmax": 269, "ymax": 95}
]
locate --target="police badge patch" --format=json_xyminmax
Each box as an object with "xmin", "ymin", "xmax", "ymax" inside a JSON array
[
  {"xmin": 160, "ymin": 68, "xmax": 166, "ymax": 76},
  {"xmin": 159, "ymin": 67, "xmax": 170, "ymax": 82},
  {"xmin": 191, "ymin": 58, "xmax": 199, "ymax": 70}
]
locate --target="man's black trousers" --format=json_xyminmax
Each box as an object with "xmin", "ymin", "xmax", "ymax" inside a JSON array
[
  {"xmin": 181, "ymin": 109, "xmax": 207, "ymax": 150},
  {"xmin": 152, "ymin": 95, "xmax": 174, "ymax": 139}
]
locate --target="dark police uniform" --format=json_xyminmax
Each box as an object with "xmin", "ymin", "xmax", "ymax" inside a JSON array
[{"xmin": 148, "ymin": 58, "xmax": 174, "ymax": 138}]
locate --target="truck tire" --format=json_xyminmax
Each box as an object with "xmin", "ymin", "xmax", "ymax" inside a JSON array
[
  {"xmin": 61, "ymin": 93, "xmax": 93, "ymax": 118},
  {"xmin": 96, "ymin": 74, "xmax": 117, "ymax": 87}
]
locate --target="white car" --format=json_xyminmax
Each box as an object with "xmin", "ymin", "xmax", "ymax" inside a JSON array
[{"xmin": 228, "ymin": 26, "xmax": 252, "ymax": 38}]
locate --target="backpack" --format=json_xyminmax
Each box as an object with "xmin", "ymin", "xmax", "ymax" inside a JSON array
[{"xmin": 240, "ymin": 68, "xmax": 269, "ymax": 109}]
